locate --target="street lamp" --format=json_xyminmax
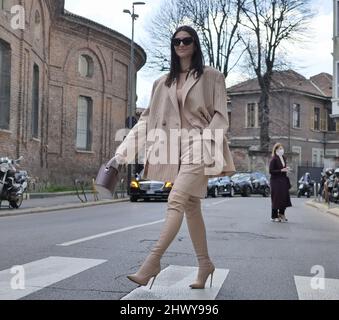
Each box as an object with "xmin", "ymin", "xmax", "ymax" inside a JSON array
[
  {"xmin": 123, "ymin": 2, "xmax": 145, "ymax": 130},
  {"xmin": 123, "ymin": 1, "xmax": 145, "ymax": 193}
]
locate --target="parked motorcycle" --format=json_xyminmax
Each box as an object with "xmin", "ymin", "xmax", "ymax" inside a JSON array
[
  {"xmin": 297, "ymin": 173, "xmax": 313, "ymax": 198},
  {"xmin": 322, "ymin": 168, "xmax": 335, "ymax": 203},
  {"xmin": 0, "ymin": 156, "xmax": 29, "ymax": 209},
  {"xmin": 297, "ymin": 181, "xmax": 313, "ymax": 198},
  {"xmin": 331, "ymin": 169, "xmax": 339, "ymax": 203}
]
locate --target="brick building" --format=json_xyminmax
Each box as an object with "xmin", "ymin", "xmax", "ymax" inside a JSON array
[
  {"xmin": 227, "ymin": 70, "xmax": 339, "ymax": 170},
  {"xmin": 0, "ymin": 0, "xmax": 146, "ymax": 186},
  {"xmin": 333, "ymin": 0, "xmax": 339, "ymax": 117}
]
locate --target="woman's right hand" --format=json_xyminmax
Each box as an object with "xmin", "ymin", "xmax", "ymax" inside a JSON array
[{"xmin": 281, "ymin": 168, "xmax": 289, "ymax": 173}]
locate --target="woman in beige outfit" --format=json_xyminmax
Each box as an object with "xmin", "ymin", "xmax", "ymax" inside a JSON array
[{"xmin": 107, "ymin": 26, "xmax": 235, "ymax": 289}]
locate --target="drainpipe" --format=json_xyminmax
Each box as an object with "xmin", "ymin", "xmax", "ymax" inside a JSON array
[
  {"xmin": 16, "ymin": 0, "xmax": 24, "ymax": 159},
  {"xmin": 288, "ymin": 92, "xmax": 291, "ymax": 153}
]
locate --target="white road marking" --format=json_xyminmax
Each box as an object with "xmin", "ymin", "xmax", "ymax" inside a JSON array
[
  {"xmin": 0, "ymin": 256, "xmax": 106, "ymax": 300},
  {"xmin": 294, "ymin": 276, "xmax": 339, "ymax": 300},
  {"xmin": 121, "ymin": 265, "xmax": 229, "ymax": 300},
  {"xmin": 57, "ymin": 219, "xmax": 165, "ymax": 247},
  {"xmin": 203, "ymin": 198, "xmax": 230, "ymax": 208}
]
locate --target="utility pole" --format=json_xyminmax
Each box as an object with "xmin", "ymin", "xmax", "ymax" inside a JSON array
[{"xmin": 123, "ymin": 2, "xmax": 146, "ymax": 193}]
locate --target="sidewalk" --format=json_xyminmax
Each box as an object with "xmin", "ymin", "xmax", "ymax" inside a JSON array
[
  {"xmin": 306, "ymin": 199, "xmax": 339, "ymax": 218},
  {"xmin": 0, "ymin": 192, "xmax": 129, "ymax": 218}
]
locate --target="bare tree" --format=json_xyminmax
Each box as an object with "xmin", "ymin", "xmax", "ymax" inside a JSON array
[
  {"xmin": 143, "ymin": 0, "xmax": 186, "ymax": 71},
  {"xmin": 239, "ymin": 0, "xmax": 314, "ymax": 151},
  {"xmin": 144, "ymin": 0, "xmax": 244, "ymax": 78}
]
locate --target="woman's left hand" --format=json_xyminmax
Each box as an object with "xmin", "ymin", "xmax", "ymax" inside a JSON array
[{"xmin": 106, "ymin": 154, "xmax": 125, "ymax": 169}]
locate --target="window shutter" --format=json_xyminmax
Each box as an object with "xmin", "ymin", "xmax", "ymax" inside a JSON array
[
  {"xmin": 245, "ymin": 104, "xmax": 250, "ymax": 128},
  {"xmin": 256, "ymin": 103, "xmax": 260, "ymax": 128},
  {"xmin": 250, "ymin": 104, "xmax": 255, "ymax": 127},
  {"xmin": 320, "ymin": 109, "xmax": 327, "ymax": 131},
  {"xmin": 0, "ymin": 40, "xmax": 11, "ymax": 130},
  {"xmin": 310, "ymin": 111, "xmax": 314, "ymax": 130},
  {"xmin": 77, "ymin": 96, "xmax": 92, "ymax": 151},
  {"xmin": 77, "ymin": 97, "xmax": 87, "ymax": 149},
  {"xmin": 336, "ymin": 119, "xmax": 339, "ymax": 132},
  {"xmin": 32, "ymin": 64, "xmax": 40, "ymax": 138},
  {"xmin": 87, "ymin": 98, "xmax": 93, "ymax": 150}
]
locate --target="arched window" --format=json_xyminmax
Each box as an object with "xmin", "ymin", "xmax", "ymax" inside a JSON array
[
  {"xmin": 0, "ymin": 39, "xmax": 11, "ymax": 130},
  {"xmin": 78, "ymin": 55, "xmax": 94, "ymax": 78},
  {"xmin": 34, "ymin": 10, "xmax": 42, "ymax": 42}
]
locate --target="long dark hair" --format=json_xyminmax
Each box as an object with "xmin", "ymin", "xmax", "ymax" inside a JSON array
[{"xmin": 165, "ymin": 25, "xmax": 205, "ymax": 87}]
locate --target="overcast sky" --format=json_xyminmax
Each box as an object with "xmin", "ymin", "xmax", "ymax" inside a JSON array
[{"xmin": 65, "ymin": 0, "xmax": 333, "ymax": 109}]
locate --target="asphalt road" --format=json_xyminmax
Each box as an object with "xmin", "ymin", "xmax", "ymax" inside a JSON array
[{"xmin": 1, "ymin": 196, "xmax": 339, "ymax": 300}]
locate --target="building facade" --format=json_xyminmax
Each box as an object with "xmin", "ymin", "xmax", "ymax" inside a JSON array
[
  {"xmin": 227, "ymin": 70, "xmax": 339, "ymax": 170},
  {"xmin": 0, "ymin": 0, "xmax": 146, "ymax": 187}
]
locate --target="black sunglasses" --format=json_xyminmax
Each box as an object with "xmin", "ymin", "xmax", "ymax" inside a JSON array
[{"xmin": 172, "ymin": 37, "xmax": 194, "ymax": 47}]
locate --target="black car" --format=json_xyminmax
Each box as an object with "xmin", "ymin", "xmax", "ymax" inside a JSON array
[
  {"xmin": 129, "ymin": 172, "xmax": 172, "ymax": 202},
  {"xmin": 207, "ymin": 176, "xmax": 234, "ymax": 198},
  {"xmin": 217, "ymin": 176, "xmax": 235, "ymax": 197},
  {"xmin": 231, "ymin": 172, "xmax": 270, "ymax": 197}
]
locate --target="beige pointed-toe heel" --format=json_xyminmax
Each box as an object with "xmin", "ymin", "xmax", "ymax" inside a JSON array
[
  {"xmin": 189, "ymin": 264, "xmax": 215, "ymax": 289},
  {"xmin": 127, "ymin": 272, "xmax": 159, "ymax": 289},
  {"xmin": 127, "ymin": 260, "xmax": 161, "ymax": 290}
]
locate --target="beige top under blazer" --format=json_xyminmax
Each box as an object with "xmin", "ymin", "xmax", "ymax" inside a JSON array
[{"xmin": 115, "ymin": 66, "xmax": 236, "ymax": 183}]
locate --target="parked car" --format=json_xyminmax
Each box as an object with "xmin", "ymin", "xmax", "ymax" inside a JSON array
[
  {"xmin": 217, "ymin": 176, "xmax": 235, "ymax": 197},
  {"xmin": 129, "ymin": 171, "xmax": 172, "ymax": 202},
  {"xmin": 231, "ymin": 172, "xmax": 270, "ymax": 197},
  {"xmin": 207, "ymin": 178, "xmax": 220, "ymax": 198},
  {"xmin": 207, "ymin": 176, "xmax": 234, "ymax": 198}
]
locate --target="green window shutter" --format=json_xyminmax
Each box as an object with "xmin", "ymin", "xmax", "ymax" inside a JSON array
[{"xmin": 0, "ymin": 40, "xmax": 11, "ymax": 130}]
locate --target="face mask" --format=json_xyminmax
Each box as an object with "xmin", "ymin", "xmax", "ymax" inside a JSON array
[{"xmin": 276, "ymin": 148, "xmax": 284, "ymax": 157}]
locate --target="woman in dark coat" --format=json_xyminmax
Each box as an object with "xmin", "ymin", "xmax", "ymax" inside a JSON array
[{"xmin": 269, "ymin": 143, "xmax": 292, "ymax": 222}]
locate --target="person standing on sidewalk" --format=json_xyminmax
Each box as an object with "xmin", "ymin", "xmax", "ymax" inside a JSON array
[
  {"xmin": 106, "ymin": 25, "xmax": 235, "ymax": 289},
  {"xmin": 269, "ymin": 143, "xmax": 292, "ymax": 222}
]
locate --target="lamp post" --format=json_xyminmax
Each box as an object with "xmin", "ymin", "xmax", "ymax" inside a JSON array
[{"xmin": 123, "ymin": 2, "xmax": 145, "ymax": 193}]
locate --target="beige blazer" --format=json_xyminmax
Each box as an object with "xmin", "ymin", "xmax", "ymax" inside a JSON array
[{"xmin": 116, "ymin": 66, "xmax": 236, "ymax": 183}]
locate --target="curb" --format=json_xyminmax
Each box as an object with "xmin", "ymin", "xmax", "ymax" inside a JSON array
[
  {"xmin": 306, "ymin": 200, "xmax": 339, "ymax": 218},
  {"xmin": 0, "ymin": 198, "xmax": 130, "ymax": 218},
  {"xmin": 25, "ymin": 191, "xmax": 127, "ymax": 199},
  {"xmin": 26, "ymin": 191, "xmax": 93, "ymax": 199}
]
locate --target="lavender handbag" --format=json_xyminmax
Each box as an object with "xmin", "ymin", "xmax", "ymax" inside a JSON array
[{"xmin": 95, "ymin": 160, "xmax": 121, "ymax": 197}]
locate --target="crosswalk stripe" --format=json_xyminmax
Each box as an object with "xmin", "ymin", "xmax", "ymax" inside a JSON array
[
  {"xmin": 57, "ymin": 219, "xmax": 165, "ymax": 247},
  {"xmin": 121, "ymin": 265, "xmax": 229, "ymax": 300},
  {"xmin": 294, "ymin": 276, "xmax": 339, "ymax": 300},
  {"xmin": 3, "ymin": 255, "xmax": 338, "ymax": 300},
  {"xmin": 0, "ymin": 256, "xmax": 106, "ymax": 300}
]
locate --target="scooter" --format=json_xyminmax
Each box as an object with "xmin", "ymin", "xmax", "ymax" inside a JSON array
[
  {"xmin": 331, "ymin": 173, "xmax": 339, "ymax": 203},
  {"xmin": 326, "ymin": 174, "xmax": 335, "ymax": 202},
  {"xmin": 0, "ymin": 156, "xmax": 29, "ymax": 209},
  {"xmin": 297, "ymin": 180, "xmax": 313, "ymax": 198}
]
